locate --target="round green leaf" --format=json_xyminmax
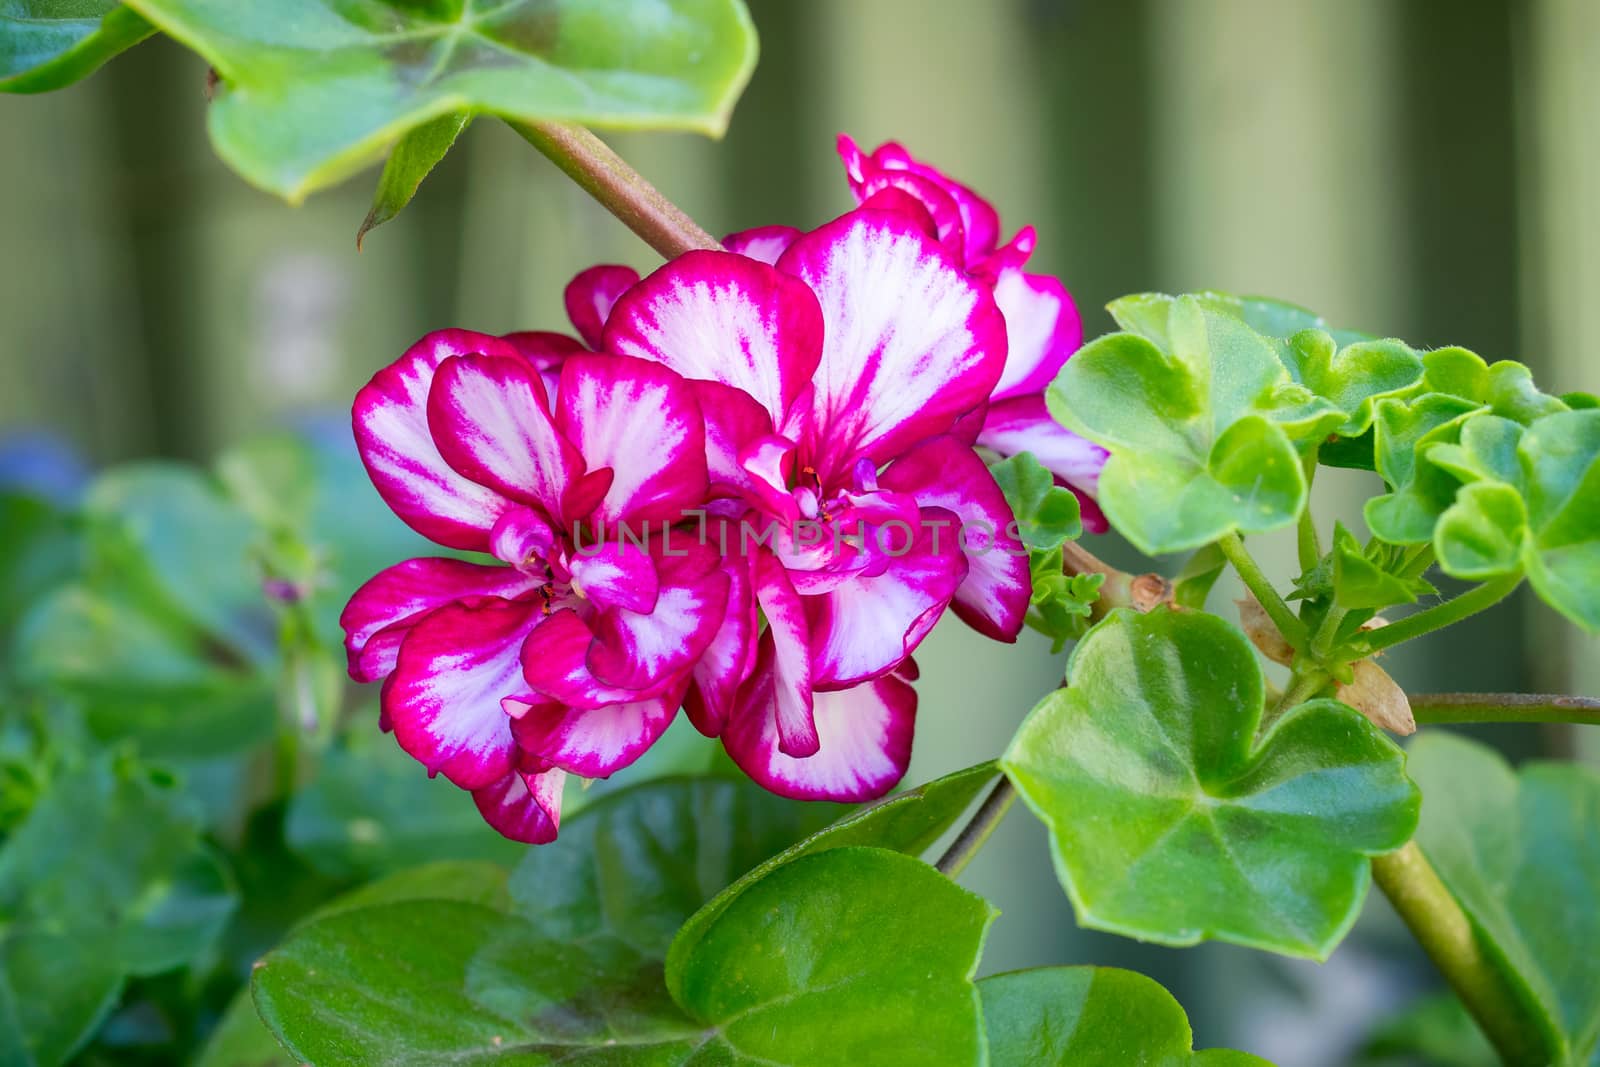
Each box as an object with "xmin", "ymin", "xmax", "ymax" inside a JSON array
[
  {"xmin": 1052, "ymin": 297, "xmax": 1310, "ymax": 553},
  {"xmin": 980, "ymin": 967, "xmax": 1272, "ymax": 1066},
  {"xmin": 120, "ymin": 0, "xmax": 759, "ymax": 202},
  {"xmin": 1002, "ymin": 608, "xmax": 1419, "ymax": 959},
  {"xmin": 0, "ymin": 1, "xmax": 152, "ymax": 93},
  {"xmin": 665, "ymin": 761, "xmax": 998, "ymax": 1000},
  {"xmin": 675, "ymin": 848, "xmax": 994, "ymax": 1066},
  {"xmin": 1408, "ymin": 733, "xmax": 1600, "ymax": 1065}
]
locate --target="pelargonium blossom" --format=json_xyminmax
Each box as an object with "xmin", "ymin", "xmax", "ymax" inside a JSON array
[
  {"xmin": 340, "ymin": 329, "xmax": 727, "ymax": 843},
  {"xmin": 601, "ymin": 204, "xmax": 1029, "ymax": 801},
  {"xmin": 835, "ymin": 136, "xmax": 1109, "ymax": 531}
]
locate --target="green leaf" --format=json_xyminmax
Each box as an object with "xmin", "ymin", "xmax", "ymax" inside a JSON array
[
  {"xmin": 1002, "ymin": 608, "xmax": 1419, "ymax": 959},
  {"xmin": 1025, "ymin": 549, "xmax": 1104, "ymax": 652},
  {"xmin": 284, "ymin": 735, "xmax": 524, "ymax": 881},
  {"xmin": 1278, "ymin": 330, "xmax": 1425, "ymax": 437},
  {"xmin": 981, "ymin": 966, "xmax": 1272, "ymax": 1066},
  {"xmin": 0, "ymin": 757, "xmax": 237, "ymax": 1064},
  {"xmin": 665, "ymin": 761, "xmax": 998, "ymax": 1000},
  {"xmin": 1408, "ymin": 733, "xmax": 1600, "ymax": 1065},
  {"xmin": 84, "ymin": 463, "xmax": 274, "ymax": 664},
  {"xmin": 358, "ymin": 110, "xmax": 471, "ymax": 248},
  {"xmin": 1052, "ymin": 296, "xmax": 1311, "ymax": 553},
  {"xmin": 0, "ymin": 1, "xmax": 152, "ymax": 93},
  {"xmin": 194, "ymin": 987, "xmax": 295, "ymax": 1067},
  {"xmin": 1173, "ymin": 543, "xmax": 1228, "ymax": 609},
  {"xmin": 1420, "ymin": 347, "xmax": 1570, "ymax": 424},
  {"xmin": 1365, "ymin": 393, "xmax": 1485, "ymax": 545},
  {"xmin": 673, "ymin": 848, "xmax": 993, "ymax": 1065},
  {"xmin": 255, "ymin": 846, "xmax": 993, "ymax": 1065},
  {"xmin": 989, "ymin": 452, "xmax": 1082, "ymax": 550},
  {"xmin": 1359, "ymin": 993, "xmax": 1498, "ymax": 1067},
  {"xmin": 0, "ymin": 492, "xmax": 78, "ymax": 649},
  {"xmin": 120, "ymin": 0, "xmax": 760, "ymax": 202},
  {"xmin": 14, "ymin": 585, "xmax": 276, "ymax": 759},
  {"xmin": 1429, "ymin": 409, "xmax": 1600, "ymax": 631},
  {"xmin": 1330, "ymin": 522, "xmax": 1433, "ymax": 611}
]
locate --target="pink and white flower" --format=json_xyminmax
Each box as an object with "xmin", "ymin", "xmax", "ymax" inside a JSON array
[
  {"xmin": 832, "ymin": 136, "xmax": 1109, "ymax": 531},
  {"xmin": 341, "ymin": 329, "xmax": 727, "ymax": 842},
  {"xmin": 601, "ymin": 206, "xmax": 1028, "ymax": 801}
]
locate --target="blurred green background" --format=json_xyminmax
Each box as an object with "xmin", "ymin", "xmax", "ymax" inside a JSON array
[{"xmin": 3, "ymin": 1, "xmax": 1597, "ymax": 1062}]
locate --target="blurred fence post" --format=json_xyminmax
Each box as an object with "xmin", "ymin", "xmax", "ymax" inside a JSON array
[{"xmin": 1515, "ymin": 0, "xmax": 1600, "ymax": 749}]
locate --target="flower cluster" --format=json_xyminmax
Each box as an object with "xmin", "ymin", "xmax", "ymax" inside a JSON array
[{"xmin": 341, "ymin": 138, "xmax": 1105, "ymax": 841}]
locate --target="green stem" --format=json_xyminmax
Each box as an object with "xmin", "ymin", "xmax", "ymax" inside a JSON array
[
  {"xmin": 1411, "ymin": 692, "xmax": 1600, "ymax": 726},
  {"xmin": 1372, "ymin": 842, "xmax": 1553, "ymax": 1066},
  {"xmin": 513, "ymin": 121, "xmax": 720, "ymax": 259},
  {"xmin": 1217, "ymin": 532, "xmax": 1308, "ymax": 648},
  {"xmin": 1265, "ymin": 665, "xmax": 1330, "ymax": 725},
  {"xmin": 1398, "ymin": 543, "xmax": 1437, "ymax": 581},
  {"xmin": 1297, "ymin": 453, "xmax": 1322, "ymax": 572},
  {"xmin": 1361, "ymin": 575, "xmax": 1522, "ymax": 654},
  {"xmin": 935, "ymin": 778, "xmax": 1017, "ymax": 879}
]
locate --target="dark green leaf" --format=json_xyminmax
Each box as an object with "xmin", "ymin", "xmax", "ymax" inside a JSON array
[
  {"xmin": 358, "ymin": 110, "xmax": 471, "ymax": 247},
  {"xmin": 1359, "ymin": 993, "xmax": 1497, "ymax": 1067},
  {"xmin": 1002, "ymin": 608, "xmax": 1418, "ymax": 959},
  {"xmin": 989, "ymin": 451, "xmax": 1082, "ymax": 550},
  {"xmin": 14, "ymin": 585, "xmax": 276, "ymax": 759},
  {"xmin": 0, "ymin": 757, "xmax": 237, "ymax": 1064},
  {"xmin": 1051, "ymin": 296, "xmax": 1311, "ymax": 553},
  {"xmin": 285, "ymin": 736, "xmax": 523, "ymax": 881},
  {"xmin": 0, "ymin": 492, "xmax": 78, "ymax": 650},
  {"xmin": 0, "ymin": 1, "xmax": 152, "ymax": 93},
  {"xmin": 665, "ymin": 761, "xmax": 997, "ymax": 998},
  {"xmin": 84, "ymin": 464, "xmax": 275, "ymax": 665},
  {"xmin": 1408, "ymin": 733, "xmax": 1600, "ymax": 1065},
  {"xmin": 673, "ymin": 848, "xmax": 993, "ymax": 1065},
  {"xmin": 120, "ymin": 0, "xmax": 760, "ymax": 202},
  {"xmin": 981, "ymin": 966, "xmax": 1271, "ymax": 1066}
]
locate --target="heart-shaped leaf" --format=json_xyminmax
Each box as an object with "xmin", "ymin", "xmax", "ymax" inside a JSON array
[
  {"xmin": 1002, "ymin": 607, "xmax": 1419, "ymax": 959},
  {"xmin": 1050, "ymin": 297, "xmax": 1311, "ymax": 554},
  {"xmin": 0, "ymin": 1, "xmax": 152, "ymax": 93},
  {"xmin": 120, "ymin": 0, "xmax": 759, "ymax": 202},
  {"xmin": 980, "ymin": 967, "xmax": 1272, "ymax": 1066},
  {"xmin": 1429, "ymin": 409, "xmax": 1600, "ymax": 631},
  {"xmin": 357, "ymin": 110, "xmax": 471, "ymax": 248},
  {"xmin": 1408, "ymin": 733, "xmax": 1600, "ymax": 1065},
  {"xmin": 254, "ymin": 845, "xmax": 994, "ymax": 1065},
  {"xmin": 666, "ymin": 761, "xmax": 997, "ymax": 1000},
  {"xmin": 1366, "ymin": 393, "xmax": 1486, "ymax": 545}
]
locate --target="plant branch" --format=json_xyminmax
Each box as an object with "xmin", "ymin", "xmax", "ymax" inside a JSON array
[
  {"xmin": 1217, "ymin": 532, "xmax": 1308, "ymax": 647},
  {"xmin": 1411, "ymin": 692, "xmax": 1600, "ymax": 726},
  {"xmin": 1372, "ymin": 842, "xmax": 1553, "ymax": 1065},
  {"xmin": 513, "ymin": 121, "xmax": 719, "ymax": 259},
  {"xmin": 935, "ymin": 778, "xmax": 1016, "ymax": 878},
  {"xmin": 1360, "ymin": 575, "xmax": 1522, "ymax": 654},
  {"xmin": 1297, "ymin": 453, "xmax": 1322, "ymax": 572}
]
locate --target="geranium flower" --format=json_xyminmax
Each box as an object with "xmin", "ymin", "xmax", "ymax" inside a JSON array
[
  {"xmin": 341, "ymin": 329, "xmax": 727, "ymax": 842},
  {"xmin": 834, "ymin": 135, "xmax": 1109, "ymax": 532},
  {"xmin": 602, "ymin": 205, "xmax": 1028, "ymax": 800}
]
